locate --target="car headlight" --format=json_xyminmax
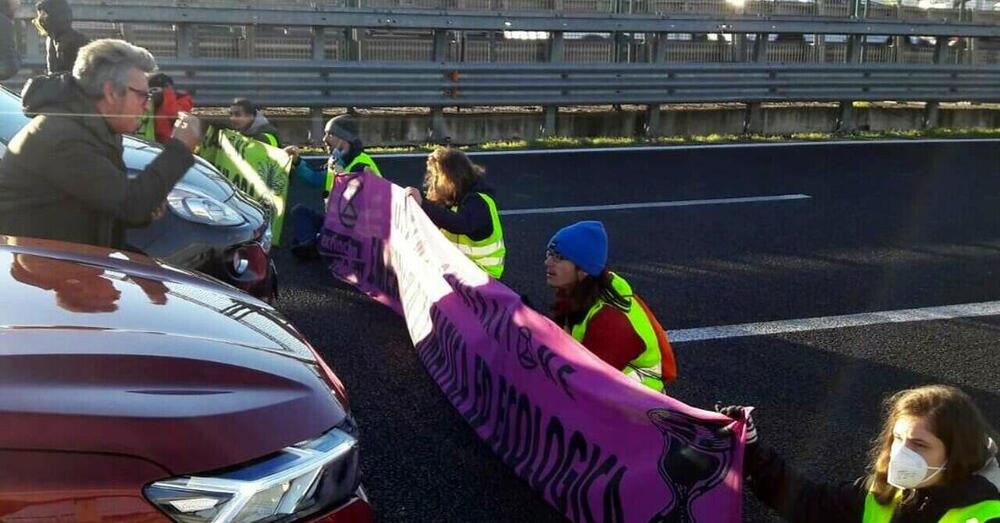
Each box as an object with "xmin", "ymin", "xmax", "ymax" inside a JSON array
[
  {"xmin": 144, "ymin": 427, "xmax": 360, "ymax": 523},
  {"xmin": 260, "ymin": 225, "xmax": 273, "ymax": 254},
  {"xmin": 167, "ymin": 185, "xmax": 244, "ymax": 226}
]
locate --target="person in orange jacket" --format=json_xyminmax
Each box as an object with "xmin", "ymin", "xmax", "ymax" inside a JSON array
[{"xmin": 146, "ymin": 73, "xmax": 193, "ymax": 144}]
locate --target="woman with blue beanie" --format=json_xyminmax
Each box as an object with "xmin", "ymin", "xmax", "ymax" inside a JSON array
[{"xmin": 546, "ymin": 220, "xmax": 676, "ymax": 391}]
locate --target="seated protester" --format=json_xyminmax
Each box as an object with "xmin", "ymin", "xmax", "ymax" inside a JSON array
[
  {"xmin": 287, "ymin": 114, "xmax": 382, "ymax": 194},
  {"xmin": 145, "ymin": 73, "xmax": 193, "ymax": 144},
  {"xmin": 288, "ymin": 114, "xmax": 381, "ymax": 261},
  {"xmin": 719, "ymin": 384, "xmax": 1000, "ymax": 523},
  {"xmin": 545, "ymin": 221, "xmax": 676, "ymax": 391},
  {"xmin": 228, "ymin": 98, "xmax": 281, "ymax": 147},
  {"xmin": 404, "ymin": 147, "xmax": 504, "ymax": 279}
]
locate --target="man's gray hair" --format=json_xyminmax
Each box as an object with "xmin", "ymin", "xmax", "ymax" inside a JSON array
[{"xmin": 72, "ymin": 39, "xmax": 157, "ymax": 99}]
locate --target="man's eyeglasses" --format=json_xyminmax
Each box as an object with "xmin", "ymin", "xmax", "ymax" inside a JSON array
[
  {"xmin": 126, "ymin": 86, "xmax": 151, "ymax": 102},
  {"xmin": 545, "ymin": 248, "xmax": 566, "ymax": 262}
]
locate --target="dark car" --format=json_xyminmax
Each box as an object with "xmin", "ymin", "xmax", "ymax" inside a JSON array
[
  {"xmin": 0, "ymin": 86, "xmax": 276, "ymax": 299},
  {"xmin": 0, "ymin": 236, "xmax": 373, "ymax": 523}
]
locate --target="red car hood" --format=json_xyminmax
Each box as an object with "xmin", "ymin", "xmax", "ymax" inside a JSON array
[{"xmin": 0, "ymin": 237, "xmax": 347, "ymax": 475}]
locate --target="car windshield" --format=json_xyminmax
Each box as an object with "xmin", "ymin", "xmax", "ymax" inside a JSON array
[{"xmin": 0, "ymin": 87, "xmax": 31, "ymax": 145}]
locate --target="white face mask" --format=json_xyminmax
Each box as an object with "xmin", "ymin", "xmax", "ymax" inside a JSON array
[{"xmin": 887, "ymin": 442, "xmax": 947, "ymax": 489}]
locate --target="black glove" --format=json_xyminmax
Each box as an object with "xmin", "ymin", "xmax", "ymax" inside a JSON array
[{"xmin": 715, "ymin": 404, "xmax": 758, "ymax": 445}]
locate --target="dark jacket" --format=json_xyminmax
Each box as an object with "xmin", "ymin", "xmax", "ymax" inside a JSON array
[
  {"xmin": 242, "ymin": 112, "xmax": 281, "ymax": 147},
  {"xmin": 204, "ymin": 112, "xmax": 281, "ymax": 147},
  {"xmin": 0, "ymin": 74, "xmax": 194, "ymax": 248},
  {"xmin": 0, "ymin": 11, "xmax": 19, "ymax": 81},
  {"xmin": 746, "ymin": 444, "xmax": 1000, "ymax": 523},
  {"xmin": 421, "ymin": 180, "xmax": 497, "ymax": 242},
  {"xmin": 36, "ymin": 0, "xmax": 88, "ymax": 74}
]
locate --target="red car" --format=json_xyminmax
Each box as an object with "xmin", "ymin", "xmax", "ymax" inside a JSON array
[{"xmin": 0, "ymin": 236, "xmax": 373, "ymax": 523}]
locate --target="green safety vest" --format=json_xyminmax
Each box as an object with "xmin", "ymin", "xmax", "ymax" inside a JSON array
[
  {"xmin": 259, "ymin": 132, "xmax": 279, "ymax": 147},
  {"xmin": 863, "ymin": 490, "xmax": 1000, "ymax": 523},
  {"xmin": 136, "ymin": 108, "xmax": 156, "ymax": 141},
  {"xmin": 440, "ymin": 193, "xmax": 505, "ymax": 279},
  {"xmin": 324, "ymin": 152, "xmax": 382, "ymax": 193},
  {"xmin": 570, "ymin": 272, "xmax": 664, "ymax": 392}
]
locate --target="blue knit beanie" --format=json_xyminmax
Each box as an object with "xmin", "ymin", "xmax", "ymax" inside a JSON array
[{"xmin": 548, "ymin": 221, "xmax": 608, "ymax": 277}]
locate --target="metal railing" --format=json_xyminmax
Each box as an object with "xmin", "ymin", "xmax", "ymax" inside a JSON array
[
  {"xmin": 17, "ymin": 3, "xmax": 1000, "ymax": 38},
  {"xmin": 12, "ymin": 59, "xmax": 995, "ymax": 107},
  {"xmin": 7, "ymin": 1, "xmax": 1000, "ymax": 135},
  {"xmin": 52, "ymin": 0, "xmax": 1000, "ymax": 24}
]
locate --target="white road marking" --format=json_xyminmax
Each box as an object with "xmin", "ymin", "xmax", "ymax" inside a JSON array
[
  {"xmin": 499, "ymin": 194, "xmax": 811, "ymax": 216},
  {"xmin": 669, "ymin": 300, "xmax": 1000, "ymax": 343},
  {"xmin": 297, "ymin": 138, "xmax": 1000, "ymax": 160}
]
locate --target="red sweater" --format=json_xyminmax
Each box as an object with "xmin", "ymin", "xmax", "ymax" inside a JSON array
[
  {"xmin": 554, "ymin": 294, "xmax": 644, "ymax": 371},
  {"xmin": 580, "ymin": 306, "xmax": 645, "ymax": 370}
]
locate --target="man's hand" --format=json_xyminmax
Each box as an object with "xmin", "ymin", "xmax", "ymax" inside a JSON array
[
  {"xmin": 150, "ymin": 202, "xmax": 168, "ymax": 221},
  {"xmin": 283, "ymin": 145, "xmax": 300, "ymax": 159},
  {"xmin": 172, "ymin": 112, "xmax": 202, "ymax": 151}
]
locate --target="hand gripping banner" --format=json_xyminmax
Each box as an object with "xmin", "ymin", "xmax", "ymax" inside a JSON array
[
  {"xmin": 319, "ymin": 172, "xmax": 747, "ymax": 523},
  {"xmin": 197, "ymin": 126, "xmax": 292, "ymax": 246}
]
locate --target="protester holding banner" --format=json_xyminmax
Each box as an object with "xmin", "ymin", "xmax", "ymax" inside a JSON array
[
  {"xmin": 721, "ymin": 384, "xmax": 1000, "ymax": 522},
  {"xmin": 286, "ymin": 114, "xmax": 382, "ymax": 194},
  {"xmin": 403, "ymin": 147, "xmax": 505, "ymax": 279},
  {"xmin": 288, "ymin": 114, "xmax": 382, "ymax": 261},
  {"xmin": 228, "ymin": 98, "xmax": 282, "ymax": 147},
  {"xmin": 320, "ymin": 170, "xmax": 748, "ymax": 522},
  {"xmin": 545, "ymin": 221, "xmax": 676, "ymax": 391}
]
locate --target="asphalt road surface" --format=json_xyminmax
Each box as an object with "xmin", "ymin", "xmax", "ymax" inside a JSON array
[{"xmin": 276, "ymin": 140, "xmax": 1000, "ymax": 522}]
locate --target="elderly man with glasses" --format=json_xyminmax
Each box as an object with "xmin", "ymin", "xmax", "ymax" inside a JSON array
[{"xmin": 0, "ymin": 38, "xmax": 202, "ymax": 249}]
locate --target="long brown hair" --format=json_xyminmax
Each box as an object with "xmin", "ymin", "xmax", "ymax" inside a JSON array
[
  {"xmin": 423, "ymin": 147, "xmax": 484, "ymax": 207},
  {"xmin": 552, "ymin": 270, "xmax": 631, "ymax": 328},
  {"xmin": 867, "ymin": 385, "xmax": 998, "ymax": 504}
]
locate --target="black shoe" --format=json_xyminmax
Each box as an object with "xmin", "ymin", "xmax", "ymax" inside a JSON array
[{"xmin": 290, "ymin": 240, "xmax": 319, "ymax": 261}]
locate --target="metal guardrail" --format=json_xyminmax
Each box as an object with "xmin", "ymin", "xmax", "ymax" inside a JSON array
[
  {"xmin": 13, "ymin": 60, "xmax": 996, "ymax": 107},
  {"xmin": 8, "ymin": 1, "xmax": 999, "ymax": 136},
  {"xmin": 53, "ymin": 0, "xmax": 1000, "ymax": 26},
  {"xmin": 40, "ymin": 4, "xmax": 1000, "ymax": 37}
]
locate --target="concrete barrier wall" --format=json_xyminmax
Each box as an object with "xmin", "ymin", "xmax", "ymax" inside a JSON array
[{"xmin": 272, "ymin": 105, "xmax": 1000, "ymax": 146}]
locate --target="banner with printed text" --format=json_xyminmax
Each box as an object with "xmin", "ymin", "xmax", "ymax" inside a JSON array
[
  {"xmin": 319, "ymin": 172, "xmax": 746, "ymax": 523},
  {"xmin": 197, "ymin": 126, "xmax": 292, "ymax": 246}
]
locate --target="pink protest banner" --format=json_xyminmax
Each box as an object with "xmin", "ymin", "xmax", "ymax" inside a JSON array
[{"xmin": 319, "ymin": 172, "xmax": 746, "ymax": 523}]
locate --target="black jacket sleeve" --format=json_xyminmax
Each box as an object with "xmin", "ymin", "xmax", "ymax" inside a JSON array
[
  {"xmin": 747, "ymin": 445, "xmax": 868, "ymax": 523},
  {"xmin": 57, "ymin": 30, "xmax": 88, "ymax": 74},
  {"xmin": 421, "ymin": 193, "xmax": 493, "ymax": 241},
  {"xmin": 43, "ymin": 136, "xmax": 194, "ymax": 225},
  {"xmin": 0, "ymin": 15, "xmax": 20, "ymax": 81}
]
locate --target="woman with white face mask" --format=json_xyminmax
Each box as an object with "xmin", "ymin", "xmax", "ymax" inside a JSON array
[{"xmin": 719, "ymin": 385, "xmax": 1000, "ymax": 522}]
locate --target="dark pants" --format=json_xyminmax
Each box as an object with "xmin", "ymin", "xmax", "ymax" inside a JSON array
[{"xmin": 290, "ymin": 204, "xmax": 324, "ymax": 254}]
